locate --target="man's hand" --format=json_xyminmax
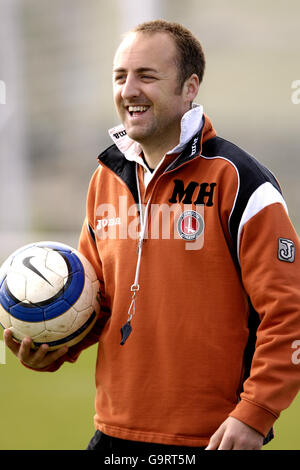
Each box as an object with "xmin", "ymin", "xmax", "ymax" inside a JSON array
[
  {"xmin": 205, "ymin": 416, "xmax": 264, "ymax": 450},
  {"xmin": 3, "ymin": 329, "xmax": 68, "ymax": 370}
]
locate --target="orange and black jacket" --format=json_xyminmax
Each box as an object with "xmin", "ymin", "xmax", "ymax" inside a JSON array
[{"xmin": 45, "ymin": 114, "xmax": 300, "ymax": 447}]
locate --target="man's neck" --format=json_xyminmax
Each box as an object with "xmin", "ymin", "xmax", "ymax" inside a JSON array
[
  {"xmin": 142, "ymin": 150, "xmax": 165, "ymax": 170},
  {"xmin": 140, "ymin": 134, "xmax": 180, "ymax": 170}
]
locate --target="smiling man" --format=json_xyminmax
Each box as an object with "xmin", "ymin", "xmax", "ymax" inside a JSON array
[{"xmin": 4, "ymin": 20, "xmax": 300, "ymax": 454}]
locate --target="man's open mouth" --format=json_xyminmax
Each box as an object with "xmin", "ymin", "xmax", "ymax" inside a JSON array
[{"xmin": 127, "ymin": 105, "xmax": 150, "ymax": 116}]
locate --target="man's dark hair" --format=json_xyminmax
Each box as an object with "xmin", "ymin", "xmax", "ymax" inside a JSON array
[{"xmin": 131, "ymin": 19, "xmax": 206, "ymax": 91}]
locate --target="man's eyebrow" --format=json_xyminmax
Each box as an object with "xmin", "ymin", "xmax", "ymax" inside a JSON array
[{"xmin": 113, "ymin": 67, "xmax": 159, "ymax": 74}]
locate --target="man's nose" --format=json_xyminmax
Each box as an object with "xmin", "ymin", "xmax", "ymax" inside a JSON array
[{"xmin": 121, "ymin": 74, "xmax": 140, "ymax": 100}]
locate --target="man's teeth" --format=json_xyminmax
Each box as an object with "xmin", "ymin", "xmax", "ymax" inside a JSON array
[{"xmin": 128, "ymin": 106, "xmax": 149, "ymax": 113}]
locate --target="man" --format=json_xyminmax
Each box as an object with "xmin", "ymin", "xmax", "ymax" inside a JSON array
[{"xmin": 4, "ymin": 20, "xmax": 300, "ymax": 452}]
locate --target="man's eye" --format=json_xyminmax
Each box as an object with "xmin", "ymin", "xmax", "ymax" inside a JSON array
[
  {"xmin": 141, "ymin": 75, "xmax": 156, "ymax": 81},
  {"xmin": 115, "ymin": 76, "xmax": 126, "ymax": 83}
]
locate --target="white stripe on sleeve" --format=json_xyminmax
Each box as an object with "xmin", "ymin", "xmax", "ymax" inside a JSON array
[{"xmin": 237, "ymin": 182, "xmax": 288, "ymax": 264}]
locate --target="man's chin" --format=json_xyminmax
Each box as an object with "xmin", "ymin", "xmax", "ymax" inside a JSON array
[{"xmin": 125, "ymin": 127, "xmax": 149, "ymax": 143}]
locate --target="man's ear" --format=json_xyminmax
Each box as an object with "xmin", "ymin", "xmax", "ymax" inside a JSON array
[{"xmin": 183, "ymin": 73, "xmax": 200, "ymax": 105}]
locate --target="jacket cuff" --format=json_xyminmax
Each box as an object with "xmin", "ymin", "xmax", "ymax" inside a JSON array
[{"xmin": 229, "ymin": 398, "xmax": 278, "ymax": 437}]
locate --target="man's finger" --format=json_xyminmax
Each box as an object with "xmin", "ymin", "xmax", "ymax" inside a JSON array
[
  {"xmin": 41, "ymin": 345, "xmax": 69, "ymax": 368},
  {"xmin": 3, "ymin": 328, "xmax": 68, "ymax": 369},
  {"xmin": 217, "ymin": 434, "xmax": 234, "ymax": 450},
  {"xmin": 205, "ymin": 424, "xmax": 225, "ymax": 450},
  {"xmin": 18, "ymin": 336, "xmax": 34, "ymax": 363},
  {"xmin": 30, "ymin": 343, "xmax": 50, "ymax": 366},
  {"xmin": 3, "ymin": 329, "xmax": 20, "ymax": 355},
  {"xmin": 23, "ymin": 342, "xmax": 68, "ymax": 369}
]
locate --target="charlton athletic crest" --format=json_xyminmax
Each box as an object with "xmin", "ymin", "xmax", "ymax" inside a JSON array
[{"xmin": 177, "ymin": 210, "xmax": 204, "ymax": 241}]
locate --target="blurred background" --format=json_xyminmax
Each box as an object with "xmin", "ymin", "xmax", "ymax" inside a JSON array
[{"xmin": 0, "ymin": 0, "xmax": 299, "ymax": 450}]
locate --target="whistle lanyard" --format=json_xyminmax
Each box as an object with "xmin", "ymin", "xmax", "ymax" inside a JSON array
[{"xmin": 120, "ymin": 163, "xmax": 151, "ymax": 345}]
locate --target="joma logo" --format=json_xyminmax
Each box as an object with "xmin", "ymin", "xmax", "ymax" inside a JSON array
[{"xmin": 97, "ymin": 217, "xmax": 121, "ymax": 230}]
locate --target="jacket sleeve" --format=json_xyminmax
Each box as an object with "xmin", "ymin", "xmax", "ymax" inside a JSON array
[
  {"xmin": 229, "ymin": 201, "xmax": 300, "ymax": 436},
  {"xmin": 22, "ymin": 168, "xmax": 110, "ymax": 372}
]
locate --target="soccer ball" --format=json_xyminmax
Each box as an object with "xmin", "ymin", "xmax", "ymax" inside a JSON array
[{"xmin": 0, "ymin": 241, "xmax": 100, "ymax": 350}]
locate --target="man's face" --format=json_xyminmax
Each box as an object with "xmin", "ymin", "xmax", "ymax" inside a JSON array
[{"xmin": 113, "ymin": 32, "xmax": 191, "ymax": 147}]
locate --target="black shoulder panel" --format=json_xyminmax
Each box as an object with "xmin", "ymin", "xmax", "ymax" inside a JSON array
[
  {"xmin": 98, "ymin": 144, "xmax": 139, "ymax": 204},
  {"xmin": 201, "ymin": 136, "xmax": 282, "ymax": 257}
]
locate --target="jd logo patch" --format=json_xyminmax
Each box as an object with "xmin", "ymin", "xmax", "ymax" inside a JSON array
[{"xmin": 278, "ymin": 238, "xmax": 295, "ymax": 263}]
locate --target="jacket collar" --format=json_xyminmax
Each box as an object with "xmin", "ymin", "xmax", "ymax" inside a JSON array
[
  {"xmin": 98, "ymin": 110, "xmax": 216, "ymax": 204},
  {"xmin": 108, "ymin": 104, "xmax": 204, "ymax": 170}
]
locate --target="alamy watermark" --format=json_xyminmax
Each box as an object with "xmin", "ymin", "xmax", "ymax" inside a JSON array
[
  {"xmin": 0, "ymin": 80, "xmax": 6, "ymax": 104},
  {"xmin": 0, "ymin": 340, "xmax": 6, "ymax": 364},
  {"xmin": 291, "ymin": 80, "xmax": 300, "ymax": 104}
]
